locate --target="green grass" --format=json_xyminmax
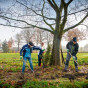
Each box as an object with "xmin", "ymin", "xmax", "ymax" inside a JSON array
[
  {"xmin": 63, "ymin": 53, "xmax": 88, "ymax": 65},
  {"xmin": 0, "ymin": 53, "xmax": 38, "ymax": 72},
  {"xmin": 0, "ymin": 53, "xmax": 88, "ymax": 72},
  {"xmin": 0, "ymin": 53, "xmax": 88, "ymax": 88},
  {"xmin": 22, "ymin": 80, "xmax": 57, "ymax": 88},
  {"xmin": 0, "ymin": 80, "xmax": 88, "ymax": 88},
  {"xmin": 58, "ymin": 80, "xmax": 88, "ymax": 88},
  {"xmin": 0, "ymin": 81, "xmax": 11, "ymax": 88}
]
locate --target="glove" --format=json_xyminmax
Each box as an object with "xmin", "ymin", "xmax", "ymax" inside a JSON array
[
  {"xmin": 42, "ymin": 49, "xmax": 45, "ymax": 52},
  {"xmin": 20, "ymin": 56, "xmax": 23, "ymax": 59},
  {"xmin": 72, "ymin": 56, "xmax": 75, "ymax": 60},
  {"xmin": 67, "ymin": 49, "xmax": 69, "ymax": 53}
]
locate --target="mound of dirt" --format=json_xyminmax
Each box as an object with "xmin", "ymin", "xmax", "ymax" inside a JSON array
[{"xmin": 62, "ymin": 74, "xmax": 76, "ymax": 80}]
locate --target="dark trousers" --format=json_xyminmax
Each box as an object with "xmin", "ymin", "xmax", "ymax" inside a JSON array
[
  {"xmin": 38, "ymin": 55, "xmax": 42, "ymax": 66},
  {"xmin": 64, "ymin": 53, "xmax": 78, "ymax": 71}
]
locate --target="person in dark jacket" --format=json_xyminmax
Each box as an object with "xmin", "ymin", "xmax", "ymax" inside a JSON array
[
  {"xmin": 64, "ymin": 37, "xmax": 79, "ymax": 72},
  {"xmin": 20, "ymin": 41, "xmax": 43, "ymax": 78}
]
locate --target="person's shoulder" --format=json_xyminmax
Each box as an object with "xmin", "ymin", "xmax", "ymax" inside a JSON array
[
  {"xmin": 76, "ymin": 42, "xmax": 79, "ymax": 46},
  {"xmin": 68, "ymin": 40, "xmax": 72, "ymax": 44},
  {"xmin": 38, "ymin": 44, "xmax": 41, "ymax": 47},
  {"xmin": 22, "ymin": 44, "xmax": 28, "ymax": 48}
]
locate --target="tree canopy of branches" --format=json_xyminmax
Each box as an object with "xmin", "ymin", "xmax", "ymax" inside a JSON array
[
  {"xmin": 63, "ymin": 28, "xmax": 87, "ymax": 41},
  {"xmin": 0, "ymin": 0, "xmax": 88, "ymax": 66},
  {"xmin": 21, "ymin": 29, "xmax": 35, "ymax": 43}
]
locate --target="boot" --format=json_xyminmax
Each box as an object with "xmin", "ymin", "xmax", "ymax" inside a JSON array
[
  {"xmin": 75, "ymin": 67, "xmax": 78, "ymax": 72},
  {"xmin": 62, "ymin": 69, "xmax": 67, "ymax": 72}
]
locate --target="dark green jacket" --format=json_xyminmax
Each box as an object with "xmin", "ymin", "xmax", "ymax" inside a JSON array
[{"xmin": 66, "ymin": 40, "xmax": 79, "ymax": 56}]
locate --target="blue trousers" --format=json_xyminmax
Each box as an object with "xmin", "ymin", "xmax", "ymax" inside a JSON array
[
  {"xmin": 64, "ymin": 53, "xmax": 78, "ymax": 71},
  {"xmin": 22, "ymin": 57, "xmax": 33, "ymax": 73}
]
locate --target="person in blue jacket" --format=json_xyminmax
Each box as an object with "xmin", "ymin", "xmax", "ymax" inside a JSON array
[{"xmin": 20, "ymin": 41, "xmax": 43, "ymax": 78}]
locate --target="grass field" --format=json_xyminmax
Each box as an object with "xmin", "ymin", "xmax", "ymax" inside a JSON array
[{"xmin": 0, "ymin": 53, "xmax": 88, "ymax": 88}]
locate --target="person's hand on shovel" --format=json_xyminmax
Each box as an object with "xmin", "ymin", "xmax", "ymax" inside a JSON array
[
  {"xmin": 67, "ymin": 49, "xmax": 69, "ymax": 53},
  {"xmin": 20, "ymin": 56, "xmax": 23, "ymax": 59},
  {"xmin": 72, "ymin": 56, "xmax": 75, "ymax": 60}
]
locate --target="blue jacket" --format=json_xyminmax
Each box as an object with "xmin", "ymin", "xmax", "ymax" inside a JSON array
[
  {"xmin": 20, "ymin": 44, "xmax": 43, "ymax": 57},
  {"xmin": 33, "ymin": 46, "xmax": 43, "ymax": 55}
]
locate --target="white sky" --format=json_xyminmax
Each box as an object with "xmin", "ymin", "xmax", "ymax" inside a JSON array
[{"xmin": 0, "ymin": 25, "xmax": 22, "ymax": 41}]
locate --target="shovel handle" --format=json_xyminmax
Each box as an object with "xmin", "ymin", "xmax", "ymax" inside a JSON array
[{"xmin": 69, "ymin": 52, "xmax": 79, "ymax": 66}]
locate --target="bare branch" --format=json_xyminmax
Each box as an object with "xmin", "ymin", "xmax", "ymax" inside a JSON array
[
  {"xmin": 16, "ymin": 0, "xmax": 55, "ymax": 20},
  {"xmin": 67, "ymin": 0, "xmax": 73, "ymax": 6},
  {"xmin": 60, "ymin": 0, "xmax": 64, "ymax": 12},
  {"xmin": 67, "ymin": 7, "xmax": 88, "ymax": 16},
  {"xmin": 47, "ymin": 0, "xmax": 56, "ymax": 11},
  {"xmin": 80, "ymin": 24, "xmax": 88, "ymax": 29},
  {"xmin": 60, "ymin": 1, "xmax": 68, "ymax": 33},
  {"xmin": 64, "ymin": 13, "xmax": 88, "ymax": 32},
  {"xmin": 60, "ymin": 5, "xmax": 67, "ymax": 30},
  {"xmin": 0, "ymin": 15, "xmax": 54, "ymax": 33},
  {"xmin": 42, "ymin": 0, "xmax": 54, "ymax": 31},
  {"xmin": 0, "ymin": 23, "xmax": 29, "ymax": 29},
  {"xmin": 1, "ymin": 0, "xmax": 88, "ymax": 21},
  {"xmin": 52, "ymin": 0, "xmax": 59, "ymax": 12}
]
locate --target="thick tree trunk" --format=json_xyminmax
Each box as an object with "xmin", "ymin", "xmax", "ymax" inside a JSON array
[{"xmin": 50, "ymin": 32, "xmax": 62, "ymax": 66}]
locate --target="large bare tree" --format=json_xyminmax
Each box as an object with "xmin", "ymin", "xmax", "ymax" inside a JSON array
[{"xmin": 0, "ymin": 0, "xmax": 88, "ymax": 65}]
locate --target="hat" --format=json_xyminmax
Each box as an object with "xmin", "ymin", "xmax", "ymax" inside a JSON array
[
  {"xmin": 73, "ymin": 37, "xmax": 77, "ymax": 42},
  {"xmin": 28, "ymin": 41, "xmax": 34, "ymax": 46}
]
